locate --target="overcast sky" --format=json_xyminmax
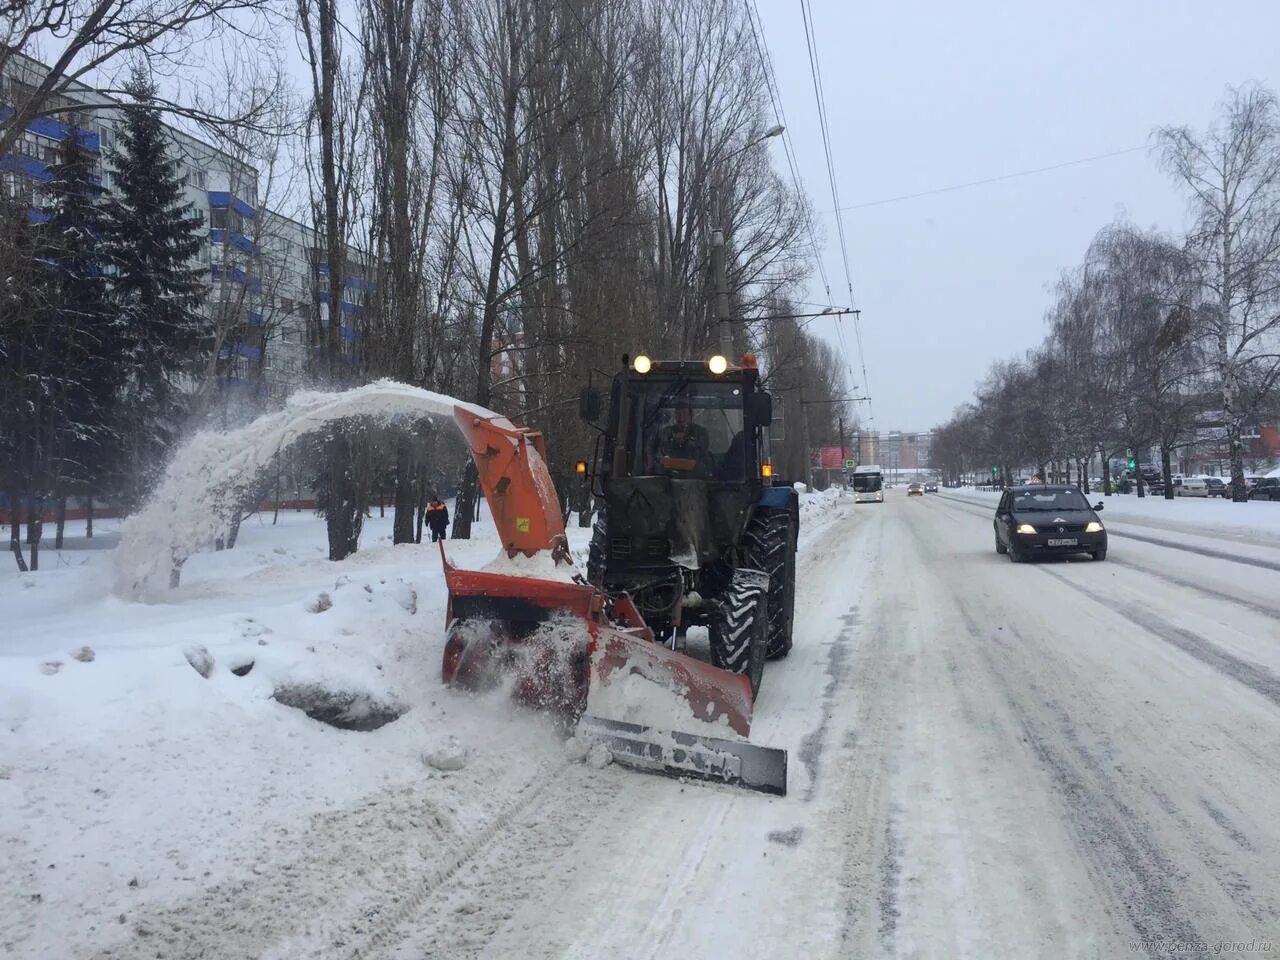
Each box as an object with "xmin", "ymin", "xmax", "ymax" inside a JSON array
[{"xmin": 753, "ymin": 1, "xmax": 1280, "ymax": 433}]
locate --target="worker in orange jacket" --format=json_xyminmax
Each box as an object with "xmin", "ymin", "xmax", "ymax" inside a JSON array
[{"xmin": 426, "ymin": 497, "xmax": 450, "ymax": 542}]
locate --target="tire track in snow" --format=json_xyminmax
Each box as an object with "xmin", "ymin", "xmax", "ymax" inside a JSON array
[
  {"xmin": 812, "ymin": 510, "xmax": 901, "ymax": 955},
  {"xmin": 1106, "ymin": 555, "xmax": 1280, "ymax": 622},
  {"xmin": 952, "ymin": 598, "xmax": 1213, "ymax": 959},
  {"xmin": 80, "ymin": 760, "xmax": 570, "ymax": 960},
  {"xmin": 1035, "ymin": 566, "xmax": 1280, "ymax": 710},
  {"xmin": 797, "ymin": 605, "xmax": 858, "ymax": 801},
  {"xmin": 338, "ymin": 761, "xmax": 571, "ymax": 960}
]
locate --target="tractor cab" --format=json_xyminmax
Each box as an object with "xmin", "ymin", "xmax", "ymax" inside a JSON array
[
  {"xmin": 581, "ymin": 354, "xmax": 796, "ymax": 667},
  {"xmin": 604, "ymin": 354, "xmax": 773, "ymax": 484}
]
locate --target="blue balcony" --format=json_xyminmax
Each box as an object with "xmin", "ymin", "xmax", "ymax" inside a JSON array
[
  {"xmin": 220, "ymin": 341, "xmax": 262, "ymax": 362},
  {"xmin": 0, "ymin": 106, "xmax": 101, "ymax": 154},
  {"xmin": 315, "ymin": 263, "xmax": 375, "ymax": 292},
  {"xmin": 0, "ymin": 153, "xmax": 52, "ymax": 182},
  {"xmin": 210, "ymin": 263, "xmax": 262, "ymax": 291},
  {"xmin": 206, "ymin": 191, "xmax": 256, "ymax": 218},
  {"xmin": 315, "ymin": 290, "xmax": 361, "ymax": 315},
  {"xmin": 247, "ymin": 311, "xmax": 264, "ymax": 327},
  {"xmin": 208, "ymin": 228, "xmax": 257, "ymax": 254}
]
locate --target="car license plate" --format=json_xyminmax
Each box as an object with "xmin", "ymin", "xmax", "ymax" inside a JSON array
[{"xmin": 1047, "ymin": 538, "xmax": 1078, "ymax": 547}]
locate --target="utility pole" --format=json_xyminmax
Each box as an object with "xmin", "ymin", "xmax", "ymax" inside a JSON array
[
  {"xmin": 712, "ymin": 225, "xmax": 732, "ymax": 355},
  {"xmin": 707, "ymin": 126, "xmax": 784, "ymax": 358},
  {"xmin": 799, "ymin": 387, "xmax": 814, "ymax": 491},
  {"xmin": 839, "ymin": 415, "xmax": 847, "ymax": 488},
  {"xmin": 711, "ymin": 180, "xmax": 733, "ymax": 355}
]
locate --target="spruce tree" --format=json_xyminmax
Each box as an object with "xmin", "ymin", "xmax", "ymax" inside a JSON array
[
  {"xmin": 41, "ymin": 134, "xmax": 118, "ymax": 509},
  {"xmin": 105, "ymin": 66, "xmax": 208, "ymax": 508}
]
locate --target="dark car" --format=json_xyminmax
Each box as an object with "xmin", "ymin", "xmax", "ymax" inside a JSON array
[
  {"xmin": 924, "ymin": 481, "xmax": 938, "ymax": 493},
  {"xmin": 1250, "ymin": 477, "xmax": 1280, "ymax": 502},
  {"xmin": 1204, "ymin": 476, "xmax": 1228, "ymax": 498},
  {"xmin": 993, "ymin": 485, "xmax": 1107, "ymax": 562}
]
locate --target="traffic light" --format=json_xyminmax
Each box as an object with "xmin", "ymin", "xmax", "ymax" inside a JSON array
[
  {"xmin": 992, "ymin": 465, "xmax": 999, "ymax": 475},
  {"xmin": 1128, "ymin": 458, "xmax": 1136, "ymax": 470}
]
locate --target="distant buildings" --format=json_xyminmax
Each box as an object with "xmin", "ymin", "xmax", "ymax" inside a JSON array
[
  {"xmin": 1, "ymin": 52, "xmax": 372, "ymax": 400},
  {"xmin": 850, "ymin": 430, "xmax": 932, "ymax": 481}
]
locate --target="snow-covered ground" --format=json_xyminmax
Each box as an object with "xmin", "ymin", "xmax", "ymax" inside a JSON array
[
  {"xmin": 6, "ymin": 482, "xmax": 1280, "ymax": 958},
  {"xmin": 0, "ymin": 488, "xmax": 850, "ymax": 959}
]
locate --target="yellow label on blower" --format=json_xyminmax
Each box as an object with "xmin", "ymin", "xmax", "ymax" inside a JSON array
[{"xmin": 516, "ymin": 517, "xmax": 530, "ymax": 533}]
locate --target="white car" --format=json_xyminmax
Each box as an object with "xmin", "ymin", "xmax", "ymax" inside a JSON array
[{"xmin": 1174, "ymin": 477, "xmax": 1208, "ymax": 497}]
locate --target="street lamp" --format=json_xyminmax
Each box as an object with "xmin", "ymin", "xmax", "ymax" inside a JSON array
[{"xmin": 713, "ymin": 125, "xmax": 785, "ymax": 353}]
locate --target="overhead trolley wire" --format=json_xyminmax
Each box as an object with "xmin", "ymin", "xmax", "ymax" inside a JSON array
[
  {"xmin": 797, "ymin": 0, "xmax": 874, "ymax": 429},
  {"xmin": 745, "ymin": 0, "xmax": 833, "ymax": 305}
]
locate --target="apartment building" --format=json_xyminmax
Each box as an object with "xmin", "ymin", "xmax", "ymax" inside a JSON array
[{"xmin": 1, "ymin": 52, "xmax": 371, "ymax": 400}]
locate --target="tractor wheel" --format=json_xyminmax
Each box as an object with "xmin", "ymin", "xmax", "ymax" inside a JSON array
[
  {"xmin": 709, "ymin": 569, "xmax": 769, "ymax": 699},
  {"xmin": 586, "ymin": 503, "xmax": 607, "ymax": 584},
  {"xmin": 744, "ymin": 510, "xmax": 796, "ymax": 659}
]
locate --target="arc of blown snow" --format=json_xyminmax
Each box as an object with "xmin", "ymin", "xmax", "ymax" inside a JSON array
[{"xmin": 112, "ymin": 380, "xmax": 507, "ymax": 601}]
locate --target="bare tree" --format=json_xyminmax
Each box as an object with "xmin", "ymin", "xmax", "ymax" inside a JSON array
[
  {"xmin": 0, "ymin": 0, "xmax": 284, "ymax": 156},
  {"xmin": 297, "ymin": 0, "xmax": 372, "ymax": 559},
  {"xmin": 1157, "ymin": 85, "xmax": 1280, "ymax": 501}
]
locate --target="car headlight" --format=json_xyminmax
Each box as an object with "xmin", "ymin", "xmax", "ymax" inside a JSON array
[
  {"xmin": 1016, "ymin": 523, "xmax": 1037, "ymax": 535},
  {"xmin": 1085, "ymin": 521, "xmax": 1104, "ymax": 533}
]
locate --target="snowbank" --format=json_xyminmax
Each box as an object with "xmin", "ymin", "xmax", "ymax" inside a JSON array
[
  {"xmin": 1, "ymin": 509, "xmax": 573, "ymax": 958},
  {"xmin": 113, "ymin": 380, "xmax": 505, "ymax": 601}
]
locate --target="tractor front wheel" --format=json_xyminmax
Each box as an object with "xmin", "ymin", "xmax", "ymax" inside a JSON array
[
  {"xmin": 744, "ymin": 509, "xmax": 797, "ymax": 659},
  {"xmin": 709, "ymin": 570, "xmax": 769, "ymax": 699}
]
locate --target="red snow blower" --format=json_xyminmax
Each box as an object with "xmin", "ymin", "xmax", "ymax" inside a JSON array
[{"xmin": 439, "ymin": 406, "xmax": 787, "ymax": 795}]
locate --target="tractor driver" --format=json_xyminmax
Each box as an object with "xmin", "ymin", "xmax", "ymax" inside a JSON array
[{"xmin": 653, "ymin": 400, "xmax": 712, "ymax": 476}]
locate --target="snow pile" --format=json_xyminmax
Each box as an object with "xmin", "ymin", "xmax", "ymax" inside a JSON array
[
  {"xmin": 1, "ymin": 510, "xmax": 573, "ymax": 958},
  {"xmin": 585, "ymin": 652, "xmax": 741, "ymax": 738},
  {"xmin": 114, "ymin": 380, "xmax": 505, "ymax": 600},
  {"xmin": 798, "ymin": 485, "xmax": 848, "ymax": 532},
  {"xmin": 481, "ymin": 549, "xmax": 581, "ymax": 583},
  {"xmin": 586, "ymin": 667, "xmax": 702, "ymax": 730}
]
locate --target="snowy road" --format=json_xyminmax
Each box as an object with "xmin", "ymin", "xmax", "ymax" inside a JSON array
[
  {"xmin": 28, "ymin": 490, "xmax": 1280, "ymax": 959},
  {"xmin": 282, "ymin": 492, "xmax": 1280, "ymax": 959}
]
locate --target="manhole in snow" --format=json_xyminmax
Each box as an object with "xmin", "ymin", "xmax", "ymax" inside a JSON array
[{"xmin": 272, "ymin": 683, "xmax": 406, "ymax": 731}]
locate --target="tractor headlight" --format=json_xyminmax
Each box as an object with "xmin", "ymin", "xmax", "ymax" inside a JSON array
[
  {"xmin": 1085, "ymin": 521, "xmax": 1104, "ymax": 533},
  {"xmin": 633, "ymin": 354, "xmax": 652, "ymax": 374},
  {"xmin": 1016, "ymin": 523, "xmax": 1037, "ymax": 535},
  {"xmin": 708, "ymin": 354, "xmax": 728, "ymax": 374}
]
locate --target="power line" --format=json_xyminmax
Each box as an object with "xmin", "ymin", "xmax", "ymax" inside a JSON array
[
  {"xmin": 745, "ymin": 0, "xmax": 832, "ymax": 303},
  {"xmin": 833, "ymin": 145, "xmax": 1148, "ymax": 212},
  {"xmin": 797, "ymin": 0, "xmax": 874, "ymax": 430}
]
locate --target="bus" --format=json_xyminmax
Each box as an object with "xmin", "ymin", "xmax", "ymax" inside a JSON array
[{"xmin": 852, "ymin": 464, "xmax": 884, "ymax": 503}]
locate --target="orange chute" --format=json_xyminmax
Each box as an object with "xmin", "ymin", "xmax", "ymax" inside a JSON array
[{"xmin": 452, "ymin": 406, "xmax": 567, "ymax": 559}]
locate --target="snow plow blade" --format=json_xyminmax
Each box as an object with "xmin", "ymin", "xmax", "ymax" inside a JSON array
[{"xmin": 577, "ymin": 715, "xmax": 788, "ymax": 797}]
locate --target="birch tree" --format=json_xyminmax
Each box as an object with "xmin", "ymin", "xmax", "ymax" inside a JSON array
[{"xmin": 1157, "ymin": 85, "xmax": 1280, "ymax": 501}]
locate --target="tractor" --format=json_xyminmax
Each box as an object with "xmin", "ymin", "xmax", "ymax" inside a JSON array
[{"xmin": 580, "ymin": 352, "xmax": 799, "ymax": 698}]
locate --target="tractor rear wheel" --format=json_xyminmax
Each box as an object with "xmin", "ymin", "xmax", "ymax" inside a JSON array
[
  {"xmin": 709, "ymin": 570, "xmax": 769, "ymax": 699},
  {"xmin": 745, "ymin": 510, "xmax": 797, "ymax": 659}
]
